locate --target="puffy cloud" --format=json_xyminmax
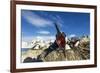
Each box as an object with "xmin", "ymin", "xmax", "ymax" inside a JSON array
[
  {"xmin": 69, "ymin": 34, "xmax": 76, "ymax": 38},
  {"xmin": 36, "ymin": 36, "xmax": 55, "ymax": 40},
  {"xmin": 22, "ymin": 35, "xmax": 55, "ymax": 42},
  {"xmin": 37, "ymin": 31, "xmax": 50, "ymax": 35},
  {"xmin": 22, "ymin": 10, "xmax": 53, "ymax": 27}
]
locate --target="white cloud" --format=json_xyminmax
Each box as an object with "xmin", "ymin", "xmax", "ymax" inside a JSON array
[
  {"xmin": 69, "ymin": 34, "xmax": 76, "ymax": 38},
  {"xmin": 22, "ymin": 10, "xmax": 53, "ymax": 27},
  {"xmin": 37, "ymin": 31, "xmax": 50, "ymax": 35},
  {"xmin": 22, "ymin": 35, "xmax": 55, "ymax": 42},
  {"xmin": 51, "ymin": 15, "xmax": 63, "ymax": 27},
  {"xmin": 36, "ymin": 36, "xmax": 55, "ymax": 40}
]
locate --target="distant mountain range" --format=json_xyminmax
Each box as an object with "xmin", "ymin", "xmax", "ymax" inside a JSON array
[{"xmin": 22, "ymin": 35, "xmax": 89, "ymax": 50}]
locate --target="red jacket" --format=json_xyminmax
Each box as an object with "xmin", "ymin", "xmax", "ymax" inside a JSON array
[{"xmin": 56, "ymin": 34, "xmax": 66, "ymax": 48}]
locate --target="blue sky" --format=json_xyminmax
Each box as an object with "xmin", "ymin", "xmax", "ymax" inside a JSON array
[{"xmin": 21, "ymin": 9, "xmax": 90, "ymax": 41}]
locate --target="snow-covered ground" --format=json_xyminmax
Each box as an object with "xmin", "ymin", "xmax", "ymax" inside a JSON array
[
  {"xmin": 22, "ymin": 41, "xmax": 34, "ymax": 48},
  {"xmin": 22, "ymin": 39, "xmax": 54, "ymax": 49},
  {"xmin": 22, "ymin": 38, "xmax": 71, "ymax": 50}
]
